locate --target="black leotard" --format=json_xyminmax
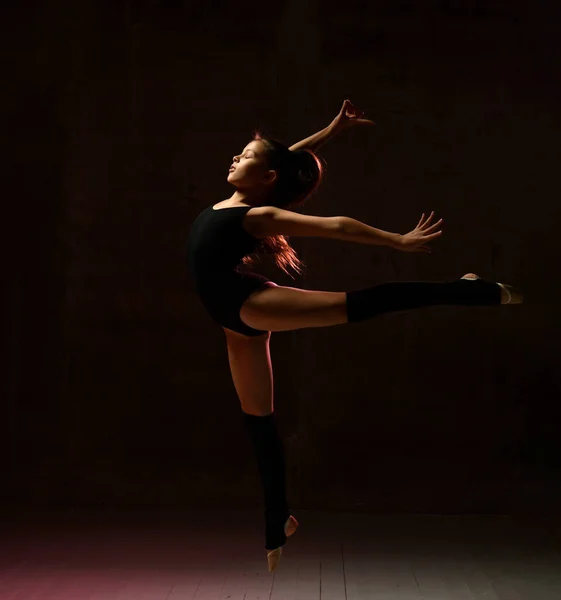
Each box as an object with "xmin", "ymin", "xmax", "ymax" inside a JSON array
[{"xmin": 185, "ymin": 205, "xmax": 271, "ymax": 336}]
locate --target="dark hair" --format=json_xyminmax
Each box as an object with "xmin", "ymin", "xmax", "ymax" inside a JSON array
[{"xmin": 239, "ymin": 132, "xmax": 325, "ymax": 279}]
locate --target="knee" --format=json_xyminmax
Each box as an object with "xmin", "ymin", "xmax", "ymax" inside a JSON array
[
  {"xmin": 242, "ymin": 407, "xmax": 273, "ymax": 417},
  {"xmin": 224, "ymin": 328, "xmax": 271, "ymax": 344}
]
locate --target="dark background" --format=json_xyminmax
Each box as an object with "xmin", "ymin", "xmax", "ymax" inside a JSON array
[{"xmin": 4, "ymin": 0, "xmax": 561, "ymax": 514}]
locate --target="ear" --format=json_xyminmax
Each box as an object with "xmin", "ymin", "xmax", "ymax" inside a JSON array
[{"xmin": 263, "ymin": 169, "xmax": 277, "ymax": 185}]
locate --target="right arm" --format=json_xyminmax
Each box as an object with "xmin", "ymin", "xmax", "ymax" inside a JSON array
[
  {"xmin": 337, "ymin": 216, "xmax": 402, "ymax": 248},
  {"xmin": 339, "ymin": 212, "xmax": 443, "ymax": 253},
  {"xmin": 246, "ymin": 207, "xmax": 442, "ymax": 253}
]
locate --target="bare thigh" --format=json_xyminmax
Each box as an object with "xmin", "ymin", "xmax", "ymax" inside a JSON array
[
  {"xmin": 239, "ymin": 284, "xmax": 348, "ymax": 332},
  {"xmin": 224, "ymin": 328, "xmax": 274, "ymax": 416}
]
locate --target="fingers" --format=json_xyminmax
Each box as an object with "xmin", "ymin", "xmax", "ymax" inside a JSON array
[
  {"xmin": 341, "ymin": 99, "xmax": 374, "ymax": 123},
  {"xmin": 424, "ymin": 218, "xmax": 443, "ymax": 233},
  {"xmin": 421, "ymin": 211, "xmax": 435, "ymax": 228},
  {"xmin": 417, "ymin": 211, "xmax": 444, "ymax": 232},
  {"xmin": 424, "ymin": 231, "xmax": 443, "ymax": 241},
  {"xmin": 416, "ymin": 211, "xmax": 434, "ymax": 228}
]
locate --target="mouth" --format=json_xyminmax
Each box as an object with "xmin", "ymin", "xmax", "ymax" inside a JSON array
[{"xmin": 229, "ymin": 168, "xmax": 235, "ymax": 173}]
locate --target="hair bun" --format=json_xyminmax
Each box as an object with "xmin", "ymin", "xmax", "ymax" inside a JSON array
[
  {"xmin": 252, "ymin": 134, "xmax": 324, "ymax": 206},
  {"xmin": 291, "ymin": 150, "xmax": 320, "ymax": 185}
]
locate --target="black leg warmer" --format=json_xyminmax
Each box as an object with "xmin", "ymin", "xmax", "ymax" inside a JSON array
[
  {"xmin": 346, "ymin": 278, "xmax": 501, "ymax": 323},
  {"xmin": 243, "ymin": 411, "xmax": 290, "ymax": 551}
]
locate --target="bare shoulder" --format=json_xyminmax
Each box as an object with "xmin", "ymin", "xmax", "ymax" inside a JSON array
[
  {"xmin": 242, "ymin": 206, "xmax": 278, "ymax": 239},
  {"xmin": 243, "ymin": 205, "xmax": 342, "ymax": 239}
]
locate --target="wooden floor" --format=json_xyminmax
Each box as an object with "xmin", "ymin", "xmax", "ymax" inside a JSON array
[{"xmin": 1, "ymin": 509, "xmax": 560, "ymax": 599}]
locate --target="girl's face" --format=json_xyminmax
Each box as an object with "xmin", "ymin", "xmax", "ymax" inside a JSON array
[{"xmin": 227, "ymin": 140, "xmax": 276, "ymax": 190}]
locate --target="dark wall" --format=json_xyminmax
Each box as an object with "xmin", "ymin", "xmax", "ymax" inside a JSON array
[{"xmin": 4, "ymin": 0, "xmax": 561, "ymax": 513}]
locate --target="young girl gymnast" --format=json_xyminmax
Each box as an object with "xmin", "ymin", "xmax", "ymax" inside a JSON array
[{"xmin": 185, "ymin": 99, "xmax": 522, "ymax": 572}]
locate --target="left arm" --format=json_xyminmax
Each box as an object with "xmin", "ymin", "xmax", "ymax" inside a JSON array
[
  {"xmin": 288, "ymin": 99, "xmax": 375, "ymax": 153},
  {"xmin": 288, "ymin": 123, "xmax": 339, "ymax": 153}
]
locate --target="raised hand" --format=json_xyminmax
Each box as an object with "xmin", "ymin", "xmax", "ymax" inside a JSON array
[
  {"xmin": 330, "ymin": 99, "xmax": 375, "ymax": 132},
  {"xmin": 399, "ymin": 211, "xmax": 443, "ymax": 253}
]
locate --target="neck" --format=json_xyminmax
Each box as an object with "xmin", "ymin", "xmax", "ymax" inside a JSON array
[{"xmin": 229, "ymin": 189, "xmax": 270, "ymax": 206}]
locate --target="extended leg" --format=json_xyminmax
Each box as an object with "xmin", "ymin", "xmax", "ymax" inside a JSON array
[
  {"xmin": 239, "ymin": 274, "xmax": 520, "ymax": 332},
  {"xmin": 346, "ymin": 277, "xmax": 501, "ymax": 322}
]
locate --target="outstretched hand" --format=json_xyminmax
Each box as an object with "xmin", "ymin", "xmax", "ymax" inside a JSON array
[
  {"xmin": 399, "ymin": 211, "xmax": 443, "ymax": 253},
  {"xmin": 330, "ymin": 99, "xmax": 375, "ymax": 132}
]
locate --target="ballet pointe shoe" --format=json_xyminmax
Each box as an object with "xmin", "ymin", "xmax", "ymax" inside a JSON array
[
  {"xmin": 461, "ymin": 273, "xmax": 523, "ymax": 305},
  {"xmin": 266, "ymin": 515, "xmax": 299, "ymax": 573},
  {"xmin": 285, "ymin": 514, "xmax": 299, "ymax": 537},
  {"xmin": 267, "ymin": 547, "xmax": 282, "ymax": 573}
]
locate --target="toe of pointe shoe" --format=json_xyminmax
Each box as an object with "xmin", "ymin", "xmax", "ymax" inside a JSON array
[
  {"xmin": 498, "ymin": 283, "xmax": 523, "ymax": 304},
  {"xmin": 462, "ymin": 274, "xmax": 523, "ymax": 304},
  {"xmin": 267, "ymin": 547, "xmax": 282, "ymax": 572},
  {"xmin": 285, "ymin": 515, "xmax": 299, "ymax": 537}
]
